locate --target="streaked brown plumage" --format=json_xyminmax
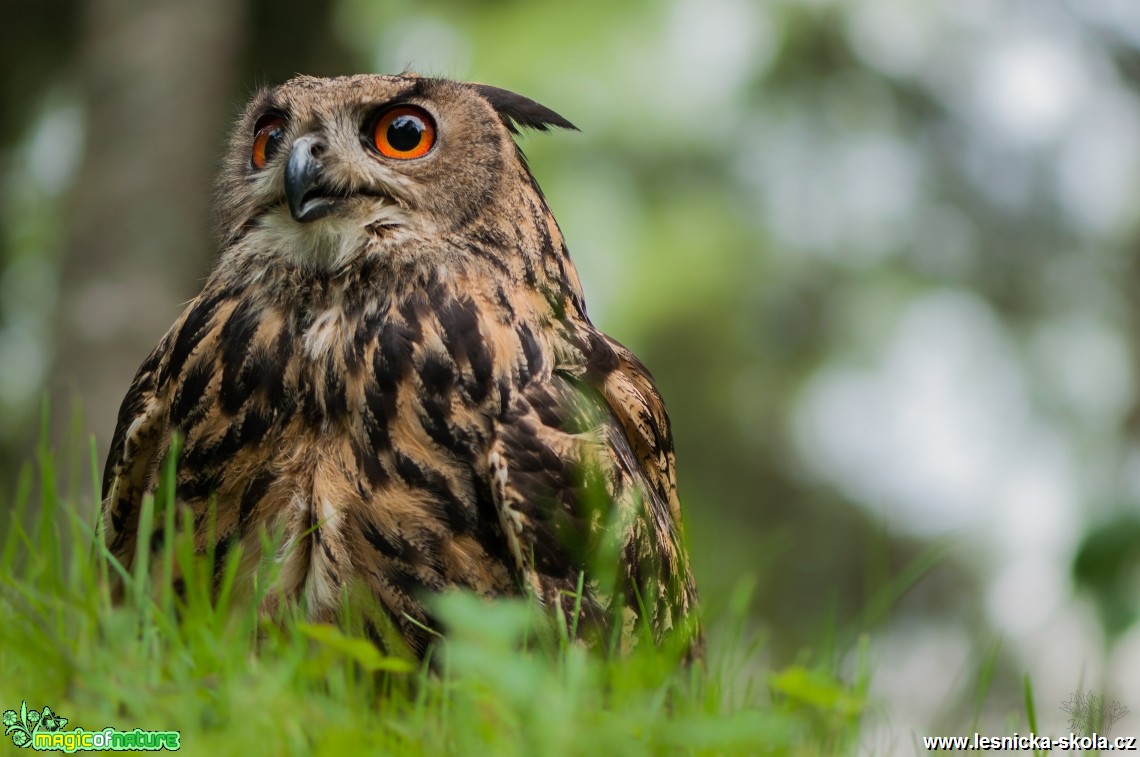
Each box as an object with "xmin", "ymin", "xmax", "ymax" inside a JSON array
[{"xmin": 101, "ymin": 74, "xmax": 699, "ymax": 657}]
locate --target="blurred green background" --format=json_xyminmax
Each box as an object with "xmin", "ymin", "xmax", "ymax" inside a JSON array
[{"xmin": 3, "ymin": 0, "xmax": 1140, "ymax": 747}]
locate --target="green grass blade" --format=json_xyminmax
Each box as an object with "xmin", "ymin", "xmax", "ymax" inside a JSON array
[{"xmin": 1024, "ymin": 673, "xmax": 1043, "ymax": 757}]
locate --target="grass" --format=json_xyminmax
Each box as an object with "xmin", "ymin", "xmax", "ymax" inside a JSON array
[{"xmin": 0, "ymin": 434, "xmax": 873, "ymax": 756}]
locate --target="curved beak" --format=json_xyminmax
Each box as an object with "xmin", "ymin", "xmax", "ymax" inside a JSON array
[{"xmin": 285, "ymin": 135, "xmax": 334, "ymax": 223}]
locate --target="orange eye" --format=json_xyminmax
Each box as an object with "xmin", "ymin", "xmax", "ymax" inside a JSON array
[
  {"xmin": 251, "ymin": 114, "xmax": 287, "ymax": 170},
  {"xmin": 372, "ymin": 106, "xmax": 436, "ymax": 159}
]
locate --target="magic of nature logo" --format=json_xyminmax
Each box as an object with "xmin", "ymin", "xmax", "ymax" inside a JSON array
[{"xmin": 3, "ymin": 701, "xmax": 180, "ymax": 752}]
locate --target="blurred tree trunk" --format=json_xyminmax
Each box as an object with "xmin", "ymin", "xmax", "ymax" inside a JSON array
[{"xmin": 54, "ymin": 0, "xmax": 243, "ymax": 455}]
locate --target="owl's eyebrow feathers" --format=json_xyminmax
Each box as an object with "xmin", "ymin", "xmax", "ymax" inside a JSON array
[
  {"xmin": 258, "ymin": 76, "xmax": 432, "ymax": 123},
  {"xmin": 246, "ymin": 78, "xmax": 576, "ymax": 145}
]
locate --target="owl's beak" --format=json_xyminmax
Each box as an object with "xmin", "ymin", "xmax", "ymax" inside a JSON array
[{"xmin": 285, "ymin": 135, "xmax": 335, "ymax": 223}]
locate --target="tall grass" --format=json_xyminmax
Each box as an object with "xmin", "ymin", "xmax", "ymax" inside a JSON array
[{"xmin": 0, "ymin": 435, "xmax": 870, "ymax": 756}]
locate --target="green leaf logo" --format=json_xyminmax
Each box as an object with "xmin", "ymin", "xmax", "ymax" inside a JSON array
[{"xmin": 3, "ymin": 701, "xmax": 70, "ymax": 749}]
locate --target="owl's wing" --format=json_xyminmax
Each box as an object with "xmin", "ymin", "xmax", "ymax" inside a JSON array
[
  {"xmin": 100, "ymin": 286, "xmax": 253, "ymax": 578},
  {"xmin": 487, "ymin": 327, "xmax": 699, "ymax": 650},
  {"xmin": 100, "ymin": 335, "xmax": 172, "ymax": 570}
]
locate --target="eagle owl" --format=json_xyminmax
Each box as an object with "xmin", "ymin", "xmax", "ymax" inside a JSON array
[{"xmin": 101, "ymin": 74, "xmax": 699, "ymax": 657}]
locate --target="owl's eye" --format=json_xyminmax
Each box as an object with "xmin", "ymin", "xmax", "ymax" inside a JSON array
[
  {"xmin": 372, "ymin": 106, "xmax": 436, "ymax": 160},
  {"xmin": 251, "ymin": 114, "xmax": 287, "ymax": 170}
]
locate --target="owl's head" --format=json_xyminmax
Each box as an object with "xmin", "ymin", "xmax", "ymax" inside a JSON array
[{"xmin": 214, "ymin": 74, "xmax": 575, "ymax": 268}]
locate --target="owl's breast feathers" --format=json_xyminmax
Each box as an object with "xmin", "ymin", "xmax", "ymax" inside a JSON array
[{"xmin": 102, "ymin": 252, "xmax": 699, "ymax": 655}]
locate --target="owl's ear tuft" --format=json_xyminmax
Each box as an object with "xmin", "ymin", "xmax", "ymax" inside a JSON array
[{"xmin": 471, "ymin": 84, "xmax": 578, "ymax": 135}]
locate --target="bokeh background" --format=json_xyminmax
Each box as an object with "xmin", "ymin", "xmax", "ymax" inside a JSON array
[{"xmin": 3, "ymin": 0, "xmax": 1140, "ymax": 749}]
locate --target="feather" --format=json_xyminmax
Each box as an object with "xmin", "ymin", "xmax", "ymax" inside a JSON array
[{"xmin": 470, "ymin": 83, "xmax": 579, "ymax": 134}]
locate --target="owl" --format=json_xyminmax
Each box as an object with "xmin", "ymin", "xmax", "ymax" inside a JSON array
[{"xmin": 101, "ymin": 74, "xmax": 700, "ymax": 658}]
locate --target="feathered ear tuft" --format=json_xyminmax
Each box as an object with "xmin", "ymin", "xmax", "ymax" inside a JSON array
[{"xmin": 471, "ymin": 84, "xmax": 578, "ymax": 134}]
